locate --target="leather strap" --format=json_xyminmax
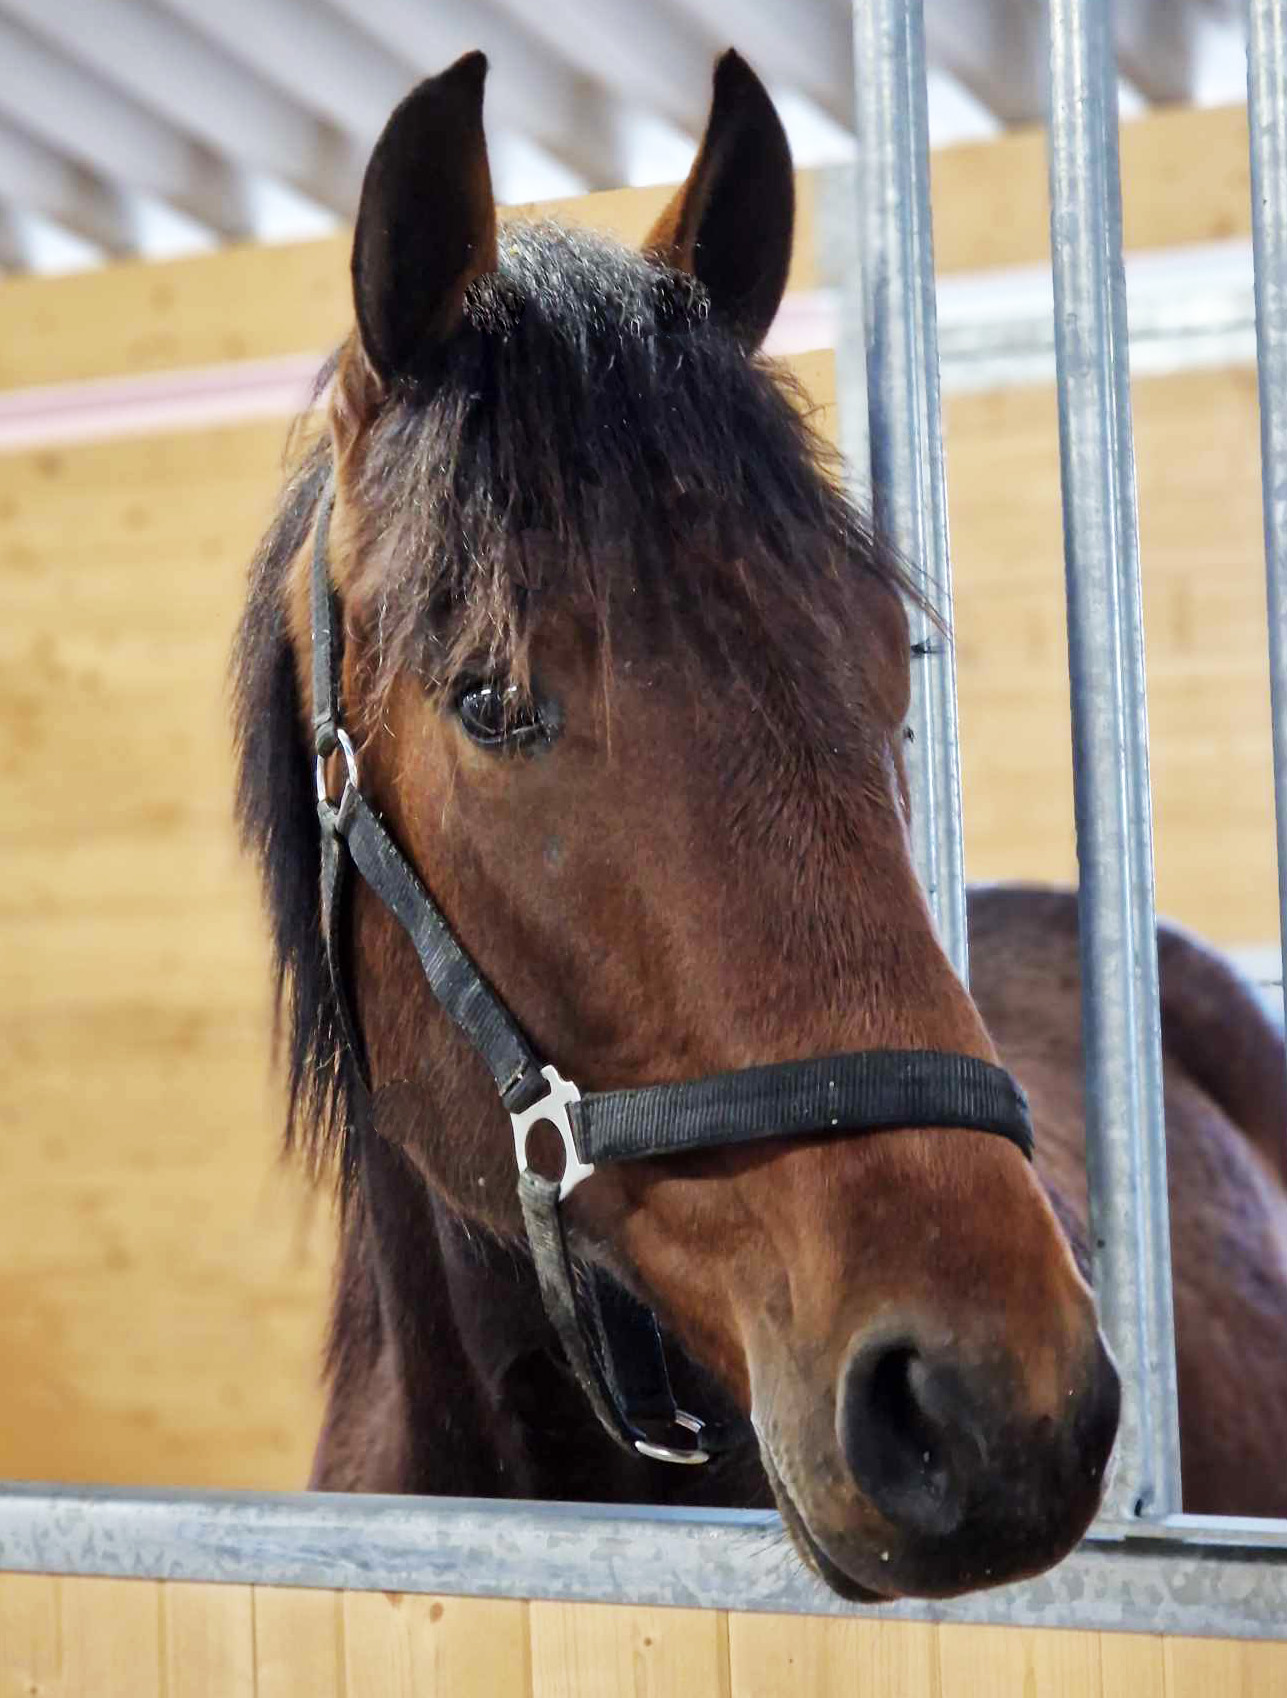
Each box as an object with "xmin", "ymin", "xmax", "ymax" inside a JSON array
[
  {"xmin": 570, "ymin": 1050, "xmax": 1034, "ymax": 1168},
  {"xmin": 310, "ymin": 495, "xmax": 340, "ymax": 758}
]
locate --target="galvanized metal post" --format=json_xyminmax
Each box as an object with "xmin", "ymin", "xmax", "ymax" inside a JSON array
[
  {"xmin": 853, "ymin": 0, "xmax": 969, "ymax": 981},
  {"xmin": 1045, "ymin": 0, "xmax": 1182, "ymax": 1521},
  {"xmin": 1247, "ymin": 0, "xmax": 1287, "ymax": 1081}
]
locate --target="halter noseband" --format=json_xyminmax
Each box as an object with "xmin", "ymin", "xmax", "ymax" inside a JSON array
[{"xmin": 309, "ymin": 493, "xmax": 1035, "ymax": 1466}]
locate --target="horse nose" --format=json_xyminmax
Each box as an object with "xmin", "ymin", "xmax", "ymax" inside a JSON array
[
  {"xmin": 837, "ymin": 1324, "xmax": 1122, "ymax": 1543},
  {"xmin": 837, "ymin": 1334, "xmax": 982, "ymax": 1537}
]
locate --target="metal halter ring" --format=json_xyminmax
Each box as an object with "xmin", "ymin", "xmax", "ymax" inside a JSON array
[
  {"xmin": 316, "ymin": 727, "xmax": 360, "ymax": 809},
  {"xmin": 633, "ymin": 1409, "xmax": 710, "ymax": 1466}
]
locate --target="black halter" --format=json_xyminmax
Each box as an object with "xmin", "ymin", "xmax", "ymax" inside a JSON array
[{"xmin": 309, "ymin": 493, "xmax": 1035, "ymax": 1465}]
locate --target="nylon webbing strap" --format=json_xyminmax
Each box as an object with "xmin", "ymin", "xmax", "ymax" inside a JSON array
[
  {"xmin": 571, "ymin": 1050, "xmax": 1033, "ymax": 1166},
  {"xmin": 336, "ymin": 788, "xmax": 543, "ymax": 1110}
]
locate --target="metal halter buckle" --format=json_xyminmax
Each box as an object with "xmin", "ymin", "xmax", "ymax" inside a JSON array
[
  {"xmin": 510, "ymin": 1065, "xmax": 595, "ymax": 1201},
  {"xmin": 316, "ymin": 727, "xmax": 359, "ymax": 809},
  {"xmin": 633, "ymin": 1410, "xmax": 710, "ymax": 1466}
]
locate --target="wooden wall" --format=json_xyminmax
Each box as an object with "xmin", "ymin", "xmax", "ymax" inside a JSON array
[
  {"xmin": 0, "ymin": 100, "xmax": 1276, "ymax": 1499},
  {"xmin": 4, "ymin": 1575, "xmax": 1287, "ymax": 1698}
]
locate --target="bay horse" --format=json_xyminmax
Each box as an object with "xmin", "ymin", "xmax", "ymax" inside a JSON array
[{"xmin": 233, "ymin": 49, "xmax": 1287, "ymax": 1602}]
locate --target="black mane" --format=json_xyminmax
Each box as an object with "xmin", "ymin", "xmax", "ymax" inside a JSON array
[{"xmin": 232, "ymin": 219, "xmax": 915, "ymax": 1181}]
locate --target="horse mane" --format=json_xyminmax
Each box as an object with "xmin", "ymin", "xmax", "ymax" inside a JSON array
[{"xmin": 232, "ymin": 218, "xmax": 919, "ymax": 1185}]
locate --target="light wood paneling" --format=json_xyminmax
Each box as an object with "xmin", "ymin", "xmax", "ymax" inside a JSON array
[
  {"xmin": 0, "ymin": 1574, "xmax": 60, "ymax": 1698},
  {"xmin": 343, "ymin": 1592, "xmax": 531, "ymax": 1698},
  {"xmin": 728, "ymin": 1612, "xmax": 940, "ymax": 1697},
  {"xmin": 937, "ymin": 1623, "xmax": 1103, "ymax": 1698},
  {"xmin": 5, "ymin": 1579, "xmax": 1287, "ymax": 1697},
  {"xmin": 1163, "ymin": 1635, "xmax": 1287, "ymax": 1698},
  {"xmin": 529, "ymin": 1601, "xmax": 730, "ymax": 1698},
  {"xmin": 163, "ymin": 1584, "xmax": 256, "ymax": 1698},
  {"xmin": 946, "ymin": 365, "xmax": 1277, "ymax": 946},
  {"xmin": 0, "ymin": 422, "xmax": 334, "ymax": 1491},
  {"xmin": 0, "ymin": 103, "xmax": 1252, "ymax": 392},
  {"xmin": 1101, "ymin": 1633, "xmax": 1167, "ymax": 1698},
  {"xmin": 254, "ymin": 1587, "xmax": 345, "ymax": 1698},
  {"xmin": 58, "ymin": 1577, "xmax": 161, "ymax": 1698}
]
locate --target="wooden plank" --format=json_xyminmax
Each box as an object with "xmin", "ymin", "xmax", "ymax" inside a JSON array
[
  {"xmin": 727, "ymin": 1612, "xmax": 939, "ymax": 1696},
  {"xmin": 931, "ymin": 102, "xmax": 1249, "ymax": 276},
  {"xmin": 163, "ymin": 1583, "xmax": 256, "ymax": 1698},
  {"xmin": 344, "ymin": 1593, "xmax": 530, "ymax": 1698},
  {"xmin": 58, "ymin": 1577, "xmax": 162, "ymax": 1698},
  {"xmin": 0, "ymin": 1573, "xmax": 62, "ymax": 1698},
  {"xmin": 1164, "ymin": 1636, "xmax": 1287, "ymax": 1698},
  {"xmin": 529, "ymin": 1601, "xmax": 730, "ymax": 1698},
  {"xmin": 253, "ymin": 1587, "xmax": 345, "ymax": 1698},
  {"xmin": 937, "ymin": 1623, "xmax": 1102, "ymax": 1698},
  {"xmin": 0, "ymin": 176, "xmax": 817, "ymax": 394},
  {"xmin": 1100, "ymin": 1633, "xmax": 1166, "ymax": 1698},
  {"xmin": 0, "ymin": 103, "xmax": 1254, "ymax": 392}
]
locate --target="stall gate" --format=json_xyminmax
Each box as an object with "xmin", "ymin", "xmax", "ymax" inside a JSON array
[{"xmin": 4, "ymin": 0, "xmax": 1287, "ymax": 1690}]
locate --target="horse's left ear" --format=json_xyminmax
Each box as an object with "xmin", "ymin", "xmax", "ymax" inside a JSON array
[
  {"xmin": 644, "ymin": 50, "xmax": 794, "ymax": 349},
  {"xmin": 351, "ymin": 51, "xmax": 498, "ymax": 387}
]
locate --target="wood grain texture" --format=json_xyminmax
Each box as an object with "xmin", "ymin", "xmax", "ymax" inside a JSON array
[
  {"xmin": 7, "ymin": 1580, "xmax": 1287, "ymax": 1695},
  {"xmin": 343, "ymin": 1593, "xmax": 531, "ymax": 1698},
  {"xmin": 163, "ymin": 1584, "xmax": 256, "ymax": 1698},
  {"xmin": 937, "ymin": 1622, "xmax": 1103, "ymax": 1698},
  {"xmin": 254, "ymin": 1587, "xmax": 345, "ymax": 1698},
  {"xmin": 1100, "ymin": 1632, "xmax": 1166, "ymax": 1698},
  {"xmin": 1164, "ymin": 1635, "xmax": 1287, "ymax": 1698},
  {"xmin": 0, "ymin": 104, "xmax": 1252, "ymax": 392},
  {"xmin": 529, "ymin": 1602, "xmax": 730, "ymax": 1698},
  {"xmin": 728, "ymin": 1612, "xmax": 940, "ymax": 1697},
  {"xmin": 0, "ymin": 422, "xmax": 334, "ymax": 1491},
  {"xmin": 0, "ymin": 1574, "xmax": 61, "ymax": 1698},
  {"xmin": 58, "ymin": 1577, "xmax": 162, "ymax": 1698}
]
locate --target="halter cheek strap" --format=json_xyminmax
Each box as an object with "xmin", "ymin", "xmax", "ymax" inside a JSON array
[{"xmin": 309, "ymin": 491, "xmax": 1036, "ymax": 1465}]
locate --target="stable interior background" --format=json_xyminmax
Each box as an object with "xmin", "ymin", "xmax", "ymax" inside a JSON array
[{"xmin": 0, "ymin": 101, "xmax": 1279, "ymax": 1491}]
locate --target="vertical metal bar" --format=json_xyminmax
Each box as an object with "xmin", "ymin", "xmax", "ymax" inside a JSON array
[
  {"xmin": 853, "ymin": 0, "xmax": 969, "ymax": 981},
  {"xmin": 1247, "ymin": 0, "xmax": 1287, "ymax": 1068},
  {"xmin": 1045, "ymin": 0, "xmax": 1181, "ymax": 1521}
]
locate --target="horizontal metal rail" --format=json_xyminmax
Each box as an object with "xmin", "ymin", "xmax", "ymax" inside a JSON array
[{"xmin": 2, "ymin": 1485, "xmax": 1287, "ymax": 1640}]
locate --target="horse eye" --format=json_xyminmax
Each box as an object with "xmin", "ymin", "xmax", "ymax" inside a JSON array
[{"xmin": 455, "ymin": 680, "xmax": 548, "ymax": 751}]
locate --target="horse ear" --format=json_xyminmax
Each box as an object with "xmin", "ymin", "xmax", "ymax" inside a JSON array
[
  {"xmin": 644, "ymin": 50, "xmax": 794, "ymax": 349},
  {"xmin": 351, "ymin": 52, "xmax": 498, "ymax": 386}
]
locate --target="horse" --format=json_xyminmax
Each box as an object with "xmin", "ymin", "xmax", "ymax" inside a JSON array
[{"xmin": 232, "ymin": 48, "xmax": 1287, "ymax": 1603}]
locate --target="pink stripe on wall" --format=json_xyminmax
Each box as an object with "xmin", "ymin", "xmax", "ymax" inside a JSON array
[{"xmin": 0, "ymin": 294, "xmax": 837, "ymax": 454}]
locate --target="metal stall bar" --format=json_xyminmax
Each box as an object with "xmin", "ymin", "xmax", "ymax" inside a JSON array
[
  {"xmin": 853, "ymin": 0, "xmax": 969, "ymax": 980},
  {"xmin": 1248, "ymin": 0, "xmax": 1287, "ymax": 1077},
  {"xmin": 1045, "ymin": 0, "xmax": 1182, "ymax": 1522}
]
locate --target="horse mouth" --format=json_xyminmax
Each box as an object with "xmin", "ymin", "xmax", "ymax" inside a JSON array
[{"xmin": 760, "ymin": 1452, "xmax": 887, "ymax": 1604}]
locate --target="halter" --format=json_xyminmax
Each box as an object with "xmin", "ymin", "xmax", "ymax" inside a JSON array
[{"xmin": 309, "ymin": 493, "xmax": 1035, "ymax": 1466}]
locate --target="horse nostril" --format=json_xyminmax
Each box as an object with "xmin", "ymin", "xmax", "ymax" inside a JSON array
[{"xmin": 838, "ymin": 1337, "xmax": 983, "ymax": 1538}]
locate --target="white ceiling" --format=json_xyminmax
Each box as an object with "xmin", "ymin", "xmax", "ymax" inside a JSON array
[{"xmin": 0, "ymin": 0, "xmax": 1252, "ymax": 276}]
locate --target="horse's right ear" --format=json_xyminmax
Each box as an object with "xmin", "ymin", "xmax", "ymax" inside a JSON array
[{"xmin": 351, "ymin": 52, "xmax": 498, "ymax": 388}]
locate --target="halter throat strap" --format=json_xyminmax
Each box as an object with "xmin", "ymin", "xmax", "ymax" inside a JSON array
[{"xmin": 308, "ymin": 491, "xmax": 1036, "ymax": 1466}]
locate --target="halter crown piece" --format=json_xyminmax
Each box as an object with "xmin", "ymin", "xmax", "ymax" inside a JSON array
[{"xmin": 309, "ymin": 492, "xmax": 1036, "ymax": 1465}]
